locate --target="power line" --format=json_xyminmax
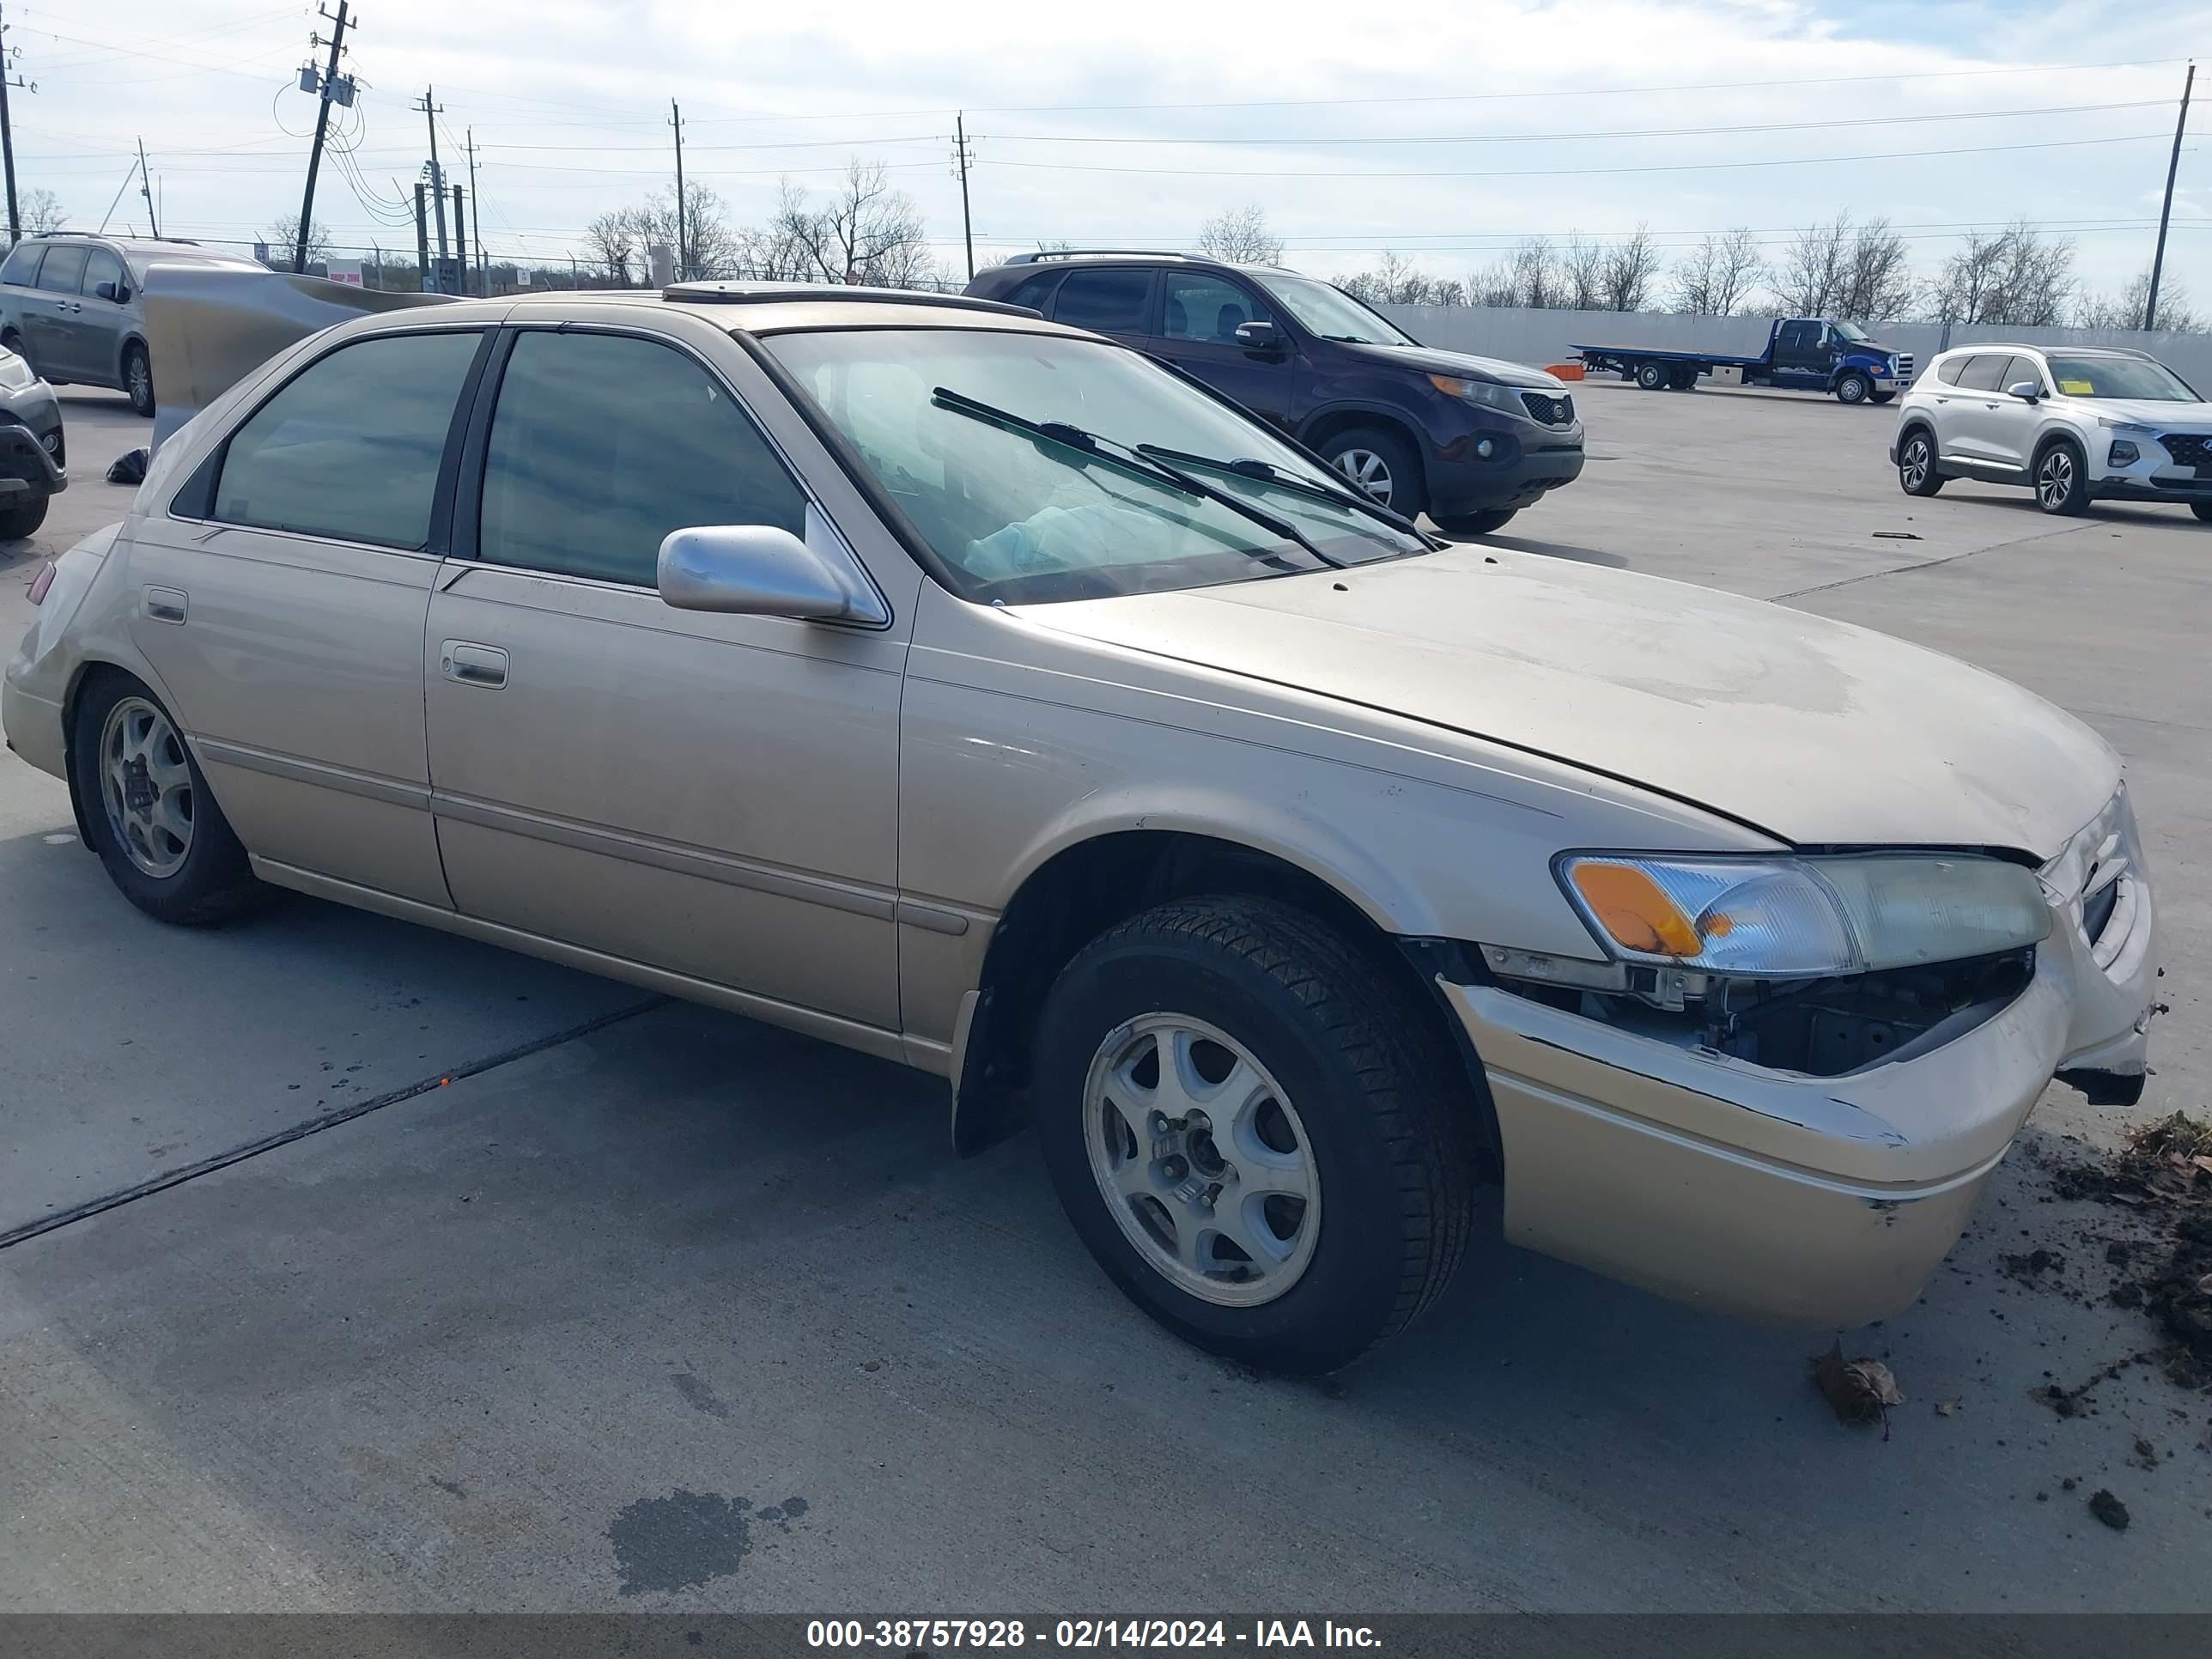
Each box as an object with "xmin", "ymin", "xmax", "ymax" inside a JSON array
[{"xmin": 978, "ymin": 130, "xmax": 2176, "ymax": 179}]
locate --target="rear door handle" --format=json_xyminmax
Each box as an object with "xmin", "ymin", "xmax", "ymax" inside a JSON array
[
  {"xmin": 440, "ymin": 641, "xmax": 508, "ymax": 689},
  {"xmin": 143, "ymin": 586, "xmax": 187, "ymax": 624}
]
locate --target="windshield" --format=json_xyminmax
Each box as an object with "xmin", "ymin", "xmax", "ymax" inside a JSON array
[
  {"xmin": 1255, "ymin": 276, "xmax": 1417, "ymax": 346},
  {"xmin": 1831, "ymin": 320, "xmax": 1875, "ymax": 344},
  {"xmin": 765, "ymin": 328, "xmax": 1428, "ymax": 604},
  {"xmin": 2046, "ymin": 355, "xmax": 2200, "ymax": 402}
]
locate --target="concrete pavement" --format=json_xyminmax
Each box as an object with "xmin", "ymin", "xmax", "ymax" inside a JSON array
[{"xmin": 2, "ymin": 382, "xmax": 2207, "ymax": 1613}]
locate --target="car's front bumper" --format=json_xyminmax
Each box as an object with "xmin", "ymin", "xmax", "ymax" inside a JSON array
[
  {"xmin": 0, "ymin": 382, "xmax": 67, "ymax": 505},
  {"xmin": 1430, "ymin": 424, "xmax": 1585, "ymax": 515},
  {"xmin": 1439, "ymin": 812, "xmax": 2159, "ymax": 1328}
]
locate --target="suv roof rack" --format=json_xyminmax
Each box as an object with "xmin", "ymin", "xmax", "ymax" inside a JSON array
[
  {"xmin": 38, "ymin": 231, "xmax": 204, "ymax": 246},
  {"xmin": 1002, "ymin": 248, "xmax": 1191, "ymax": 265},
  {"xmin": 664, "ymin": 281, "xmax": 1036, "ymax": 316}
]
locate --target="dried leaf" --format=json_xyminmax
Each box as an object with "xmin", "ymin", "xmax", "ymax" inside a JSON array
[
  {"xmin": 1935, "ymin": 1400, "xmax": 1960, "ymax": 1417},
  {"xmin": 2192, "ymin": 1155, "xmax": 2212, "ymax": 1179},
  {"xmin": 1812, "ymin": 1340, "xmax": 1905, "ymax": 1437}
]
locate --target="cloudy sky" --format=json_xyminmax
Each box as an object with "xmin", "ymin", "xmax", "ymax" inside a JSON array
[{"xmin": 9, "ymin": 0, "xmax": 2209, "ymax": 306}]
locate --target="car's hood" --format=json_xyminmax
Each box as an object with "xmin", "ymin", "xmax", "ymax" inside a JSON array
[
  {"xmin": 1015, "ymin": 550, "xmax": 2117, "ymax": 856},
  {"xmin": 1337, "ymin": 339, "xmax": 1565, "ymax": 390},
  {"xmin": 2069, "ymin": 397, "xmax": 2212, "ymax": 429}
]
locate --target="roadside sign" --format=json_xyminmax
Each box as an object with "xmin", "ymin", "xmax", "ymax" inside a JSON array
[{"xmin": 326, "ymin": 259, "xmax": 364, "ymax": 287}]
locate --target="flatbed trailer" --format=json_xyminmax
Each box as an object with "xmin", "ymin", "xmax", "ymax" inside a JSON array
[{"xmin": 1573, "ymin": 316, "xmax": 1913, "ymax": 405}]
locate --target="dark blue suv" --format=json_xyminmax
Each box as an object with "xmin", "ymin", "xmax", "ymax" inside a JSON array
[{"xmin": 964, "ymin": 251, "xmax": 1584, "ymax": 534}]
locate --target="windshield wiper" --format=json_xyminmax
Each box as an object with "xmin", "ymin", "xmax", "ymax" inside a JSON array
[
  {"xmin": 930, "ymin": 386, "xmax": 1346, "ymax": 569},
  {"xmin": 1133, "ymin": 443, "xmax": 1435, "ymax": 543}
]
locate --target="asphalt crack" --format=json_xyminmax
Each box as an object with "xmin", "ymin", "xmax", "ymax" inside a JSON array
[
  {"xmin": 0, "ymin": 994, "xmax": 670, "ymax": 1253},
  {"xmin": 1771, "ymin": 518, "xmax": 2101, "ymax": 600}
]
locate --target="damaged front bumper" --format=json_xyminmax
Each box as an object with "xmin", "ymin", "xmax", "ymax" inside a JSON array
[{"xmin": 1444, "ymin": 803, "xmax": 2160, "ymax": 1329}]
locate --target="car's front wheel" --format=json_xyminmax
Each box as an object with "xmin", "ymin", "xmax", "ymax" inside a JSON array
[
  {"xmin": 1898, "ymin": 429, "xmax": 1944, "ymax": 496},
  {"xmin": 1869, "ymin": 390, "xmax": 1897, "ymax": 404},
  {"xmin": 2190, "ymin": 501, "xmax": 2212, "ymax": 522},
  {"xmin": 1033, "ymin": 896, "xmax": 1480, "ymax": 1375},
  {"xmin": 1318, "ymin": 428, "xmax": 1425, "ymax": 521},
  {"xmin": 1433, "ymin": 507, "xmax": 1517, "ymax": 537},
  {"xmin": 1836, "ymin": 372, "xmax": 1872, "ymax": 405},
  {"xmin": 123, "ymin": 343, "xmax": 155, "ymax": 417},
  {"xmin": 70, "ymin": 672, "xmax": 265, "ymax": 924},
  {"xmin": 0, "ymin": 495, "xmax": 48, "ymax": 539},
  {"xmin": 2034, "ymin": 438, "xmax": 2090, "ymax": 515}
]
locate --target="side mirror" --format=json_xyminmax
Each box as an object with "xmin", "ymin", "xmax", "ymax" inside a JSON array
[
  {"xmin": 93, "ymin": 281, "xmax": 123, "ymax": 304},
  {"xmin": 657, "ymin": 516, "xmax": 882, "ymax": 623},
  {"xmin": 2007, "ymin": 380, "xmax": 2042, "ymax": 403},
  {"xmin": 1235, "ymin": 319, "xmax": 1284, "ymax": 352}
]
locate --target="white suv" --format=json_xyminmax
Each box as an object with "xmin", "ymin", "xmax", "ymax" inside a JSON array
[{"xmin": 1890, "ymin": 344, "xmax": 2212, "ymax": 519}]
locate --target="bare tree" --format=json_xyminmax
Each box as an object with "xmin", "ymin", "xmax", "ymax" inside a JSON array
[
  {"xmin": 625, "ymin": 181, "xmax": 742, "ymax": 282},
  {"xmin": 1924, "ymin": 220, "xmax": 2075, "ymax": 325},
  {"xmin": 1672, "ymin": 228, "xmax": 1765, "ymax": 316},
  {"xmin": 1771, "ymin": 213, "xmax": 1913, "ymax": 321},
  {"xmin": 17, "ymin": 187, "xmax": 68, "ymax": 235},
  {"xmin": 757, "ymin": 162, "xmax": 939, "ymax": 289},
  {"xmin": 2077, "ymin": 266, "xmax": 2205, "ymax": 332},
  {"xmin": 1561, "ymin": 234, "xmax": 1607, "ymax": 310},
  {"xmin": 1772, "ymin": 215, "xmax": 1850, "ymax": 315},
  {"xmin": 263, "ymin": 214, "xmax": 333, "ymax": 268},
  {"xmin": 1334, "ymin": 252, "xmax": 1443, "ymax": 305},
  {"xmin": 1599, "ymin": 224, "xmax": 1662, "ymax": 312},
  {"xmin": 1195, "ymin": 204, "xmax": 1284, "ymax": 265},
  {"xmin": 586, "ymin": 209, "xmax": 641, "ymax": 285}
]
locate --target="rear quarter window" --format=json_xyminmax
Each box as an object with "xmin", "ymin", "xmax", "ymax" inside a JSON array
[{"xmin": 0, "ymin": 244, "xmax": 40, "ymax": 287}]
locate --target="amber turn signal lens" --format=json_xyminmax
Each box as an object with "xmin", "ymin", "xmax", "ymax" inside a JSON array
[{"xmin": 1568, "ymin": 863, "xmax": 1704, "ymax": 957}]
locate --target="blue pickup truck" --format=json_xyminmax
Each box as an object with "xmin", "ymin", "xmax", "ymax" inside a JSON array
[{"xmin": 1573, "ymin": 317, "xmax": 1914, "ymax": 404}]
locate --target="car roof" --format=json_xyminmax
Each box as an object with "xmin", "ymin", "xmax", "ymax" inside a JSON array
[
  {"xmin": 982, "ymin": 251, "xmax": 1301, "ymax": 277},
  {"xmin": 349, "ymin": 283, "xmax": 1085, "ymax": 340}
]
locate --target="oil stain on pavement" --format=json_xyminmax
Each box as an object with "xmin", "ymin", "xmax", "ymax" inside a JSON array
[{"xmin": 609, "ymin": 1489, "xmax": 810, "ymax": 1596}]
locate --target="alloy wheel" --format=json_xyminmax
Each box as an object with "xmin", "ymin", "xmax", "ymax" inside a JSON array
[
  {"xmin": 1082, "ymin": 1013, "xmax": 1321, "ymax": 1307},
  {"xmin": 1900, "ymin": 436, "xmax": 1930, "ymax": 491},
  {"xmin": 2039, "ymin": 448, "xmax": 2075, "ymax": 509},
  {"xmin": 98, "ymin": 696, "xmax": 195, "ymax": 878},
  {"xmin": 1333, "ymin": 448, "xmax": 1392, "ymax": 506}
]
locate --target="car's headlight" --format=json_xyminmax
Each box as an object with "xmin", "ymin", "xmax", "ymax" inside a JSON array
[
  {"xmin": 0, "ymin": 350, "xmax": 33, "ymax": 391},
  {"xmin": 2098, "ymin": 416, "xmax": 2155, "ymax": 434},
  {"xmin": 1556, "ymin": 853, "xmax": 2051, "ymax": 976},
  {"xmin": 1429, "ymin": 374, "xmax": 1534, "ymax": 417}
]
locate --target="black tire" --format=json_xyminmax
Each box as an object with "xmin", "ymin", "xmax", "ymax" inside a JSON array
[
  {"xmin": 1667, "ymin": 366, "xmax": 1698, "ymax": 390},
  {"xmin": 1317, "ymin": 426, "xmax": 1426, "ymax": 520},
  {"xmin": 123, "ymin": 343, "xmax": 155, "ymax": 417},
  {"xmin": 1897, "ymin": 428, "xmax": 1944, "ymax": 497},
  {"xmin": 1433, "ymin": 507, "xmax": 1517, "ymax": 537},
  {"xmin": 2033, "ymin": 437, "xmax": 2090, "ymax": 516},
  {"xmin": 1869, "ymin": 390, "xmax": 1896, "ymax": 405},
  {"xmin": 1032, "ymin": 896, "xmax": 1481, "ymax": 1375},
  {"xmin": 1635, "ymin": 362, "xmax": 1667, "ymax": 391},
  {"xmin": 1835, "ymin": 372, "xmax": 1872, "ymax": 405},
  {"xmin": 2191, "ymin": 501, "xmax": 2212, "ymax": 522},
  {"xmin": 0, "ymin": 328, "xmax": 24, "ymax": 364},
  {"xmin": 0, "ymin": 495, "xmax": 48, "ymax": 539},
  {"xmin": 70, "ymin": 672, "xmax": 266, "ymax": 925}
]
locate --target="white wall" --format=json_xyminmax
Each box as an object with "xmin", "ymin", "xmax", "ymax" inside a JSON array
[{"xmin": 1372, "ymin": 303, "xmax": 2212, "ymax": 387}]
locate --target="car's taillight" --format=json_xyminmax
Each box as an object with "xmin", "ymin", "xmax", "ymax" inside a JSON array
[{"xmin": 26, "ymin": 561, "xmax": 56, "ymax": 606}]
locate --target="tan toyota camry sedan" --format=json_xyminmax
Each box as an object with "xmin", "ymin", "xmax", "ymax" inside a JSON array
[{"xmin": 5, "ymin": 285, "xmax": 2160, "ymax": 1373}]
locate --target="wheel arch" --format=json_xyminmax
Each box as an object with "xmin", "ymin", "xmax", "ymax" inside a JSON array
[
  {"xmin": 1297, "ymin": 404, "xmax": 1427, "ymax": 471},
  {"xmin": 115, "ymin": 330, "xmax": 151, "ymax": 386},
  {"xmin": 948, "ymin": 826, "xmax": 1501, "ymax": 1172}
]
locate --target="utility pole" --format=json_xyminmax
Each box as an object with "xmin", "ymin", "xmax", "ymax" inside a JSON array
[
  {"xmin": 464, "ymin": 126, "xmax": 484, "ymax": 296},
  {"xmin": 451, "ymin": 185, "xmax": 466, "ymax": 298},
  {"xmin": 669, "ymin": 100, "xmax": 687, "ymax": 281},
  {"xmin": 137, "ymin": 137, "xmax": 158, "ymax": 236},
  {"xmin": 414, "ymin": 181, "xmax": 430, "ymax": 293},
  {"xmin": 416, "ymin": 88, "xmax": 449, "ymax": 276},
  {"xmin": 293, "ymin": 1, "xmax": 351, "ymax": 274},
  {"xmin": 2147, "ymin": 59, "xmax": 2196, "ymax": 332},
  {"xmin": 1, "ymin": 3, "xmax": 33, "ymax": 246},
  {"xmin": 953, "ymin": 113, "xmax": 976, "ymax": 282}
]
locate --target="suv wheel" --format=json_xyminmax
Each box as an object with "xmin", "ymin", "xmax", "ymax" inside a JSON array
[
  {"xmin": 70, "ymin": 673, "xmax": 266, "ymax": 925},
  {"xmin": 1033, "ymin": 896, "xmax": 1480, "ymax": 1374},
  {"xmin": 1835, "ymin": 372, "xmax": 1871, "ymax": 405},
  {"xmin": 1897, "ymin": 428, "xmax": 1944, "ymax": 497},
  {"xmin": 124, "ymin": 343, "xmax": 155, "ymax": 417},
  {"xmin": 2191, "ymin": 501, "xmax": 2212, "ymax": 522},
  {"xmin": 2034, "ymin": 438, "xmax": 2090, "ymax": 515},
  {"xmin": 0, "ymin": 496, "xmax": 48, "ymax": 539},
  {"xmin": 1319, "ymin": 428, "xmax": 1426, "ymax": 521}
]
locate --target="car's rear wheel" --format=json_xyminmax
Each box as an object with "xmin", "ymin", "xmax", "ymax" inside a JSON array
[
  {"xmin": 1433, "ymin": 507, "xmax": 1517, "ymax": 537},
  {"xmin": 70, "ymin": 673, "xmax": 265, "ymax": 925},
  {"xmin": 1319, "ymin": 427, "xmax": 1425, "ymax": 520},
  {"xmin": 1836, "ymin": 372, "xmax": 1872, "ymax": 405},
  {"xmin": 1635, "ymin": 362, "xmax": 1667, "ymax": 391},
  {"xmin": 0, "ymin": 495, "xmax": 47, "ymax": 539},
  {"xmin": 1898, "ymin": 429, "xmax": 1944, "ymax": 497},
  {"xmin": 123, "ymin": 343, "xmax": 155, "ymax": 417},
  {"xmin": 2190, "ymin": 501, "xmax": 2212, "ymax": 522},
  {"xmin": 2034, "ymin": 438, "xmax": 2090, "ymax": 515},
  {"xmin": 1033, "ymin": 896, "xmax": 1480, "ymax": 1375}
]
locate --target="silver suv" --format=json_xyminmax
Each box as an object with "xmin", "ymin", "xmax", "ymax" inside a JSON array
[
  {"xmin": 1891, "ymin": 343, "xmax": 2212, "ymax": 518},
  {"xmin": 0, "ymin": 234, "xmax": 261, "ymax": 416}
]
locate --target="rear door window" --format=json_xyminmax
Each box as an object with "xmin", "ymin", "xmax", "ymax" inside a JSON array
[
  {"xmin": 1954, "ymin": 355, "xmax": 2011, "ymax": 392},
  {"xmin": 1052, "ymin": 268, "xmax": 1154, "ymax": 334},
  {"xmin": 0, "ymin": 243, "xmax": 41, "ymax": 287},
  {"xmin": 33, "ymin": 245, "xmax": 88, "ymax": 294},
  {"xmin": 213, "ymin": 330, "xmax": 482, "ymax": 549}
]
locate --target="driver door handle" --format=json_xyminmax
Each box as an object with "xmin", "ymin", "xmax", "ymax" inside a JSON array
[{"xmin": 441, "ymin": 641, "xmax": 508, "ymax": 689}]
